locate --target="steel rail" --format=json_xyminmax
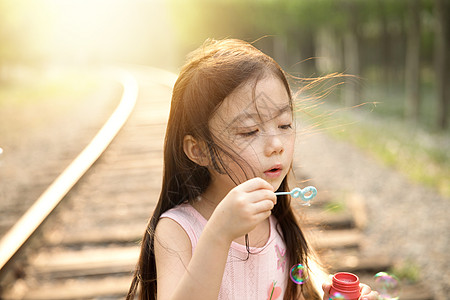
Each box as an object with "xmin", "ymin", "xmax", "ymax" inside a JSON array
[{"xmin": 0, "ymin": 69, "xmax": 139, "ymax": 271}]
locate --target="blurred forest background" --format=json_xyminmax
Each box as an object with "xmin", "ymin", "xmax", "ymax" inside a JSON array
[
  {"xmin": 171, "ymin": 0, "xmax": 449, "ymax": 129},
  {"xmin": 0, "ymin": 0, "xmax": 449, "ymax": 196}
]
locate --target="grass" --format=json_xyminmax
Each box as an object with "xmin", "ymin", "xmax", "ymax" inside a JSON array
[
  {"xmin": 389, "ymin": 260, "xmax": 422, "ymax": 283},
  {"xmin": 324, "ymin": 201, "xmax": 346, "ymax": 213},
  {"xmin": 296, "ymin": 81, "xmax": 450, "ymax": 198}
]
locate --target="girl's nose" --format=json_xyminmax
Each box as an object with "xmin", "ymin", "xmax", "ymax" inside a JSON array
[{"xmin": 264, "ymin": 134, "xmax": 284, "ymax": 156}]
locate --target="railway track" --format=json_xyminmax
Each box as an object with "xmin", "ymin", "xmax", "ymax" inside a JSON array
[{"xmin": 0, "ymin": 67, "xmax": 435, "ymax": 300}]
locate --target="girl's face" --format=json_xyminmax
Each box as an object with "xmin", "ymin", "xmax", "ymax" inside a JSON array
[{"xmin": 208, "ymin": 74, "xmax": 295, "ymax": 192}]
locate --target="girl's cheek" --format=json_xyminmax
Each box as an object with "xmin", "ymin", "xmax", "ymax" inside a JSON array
[{"xmin": 243, "ymin": 141, "xmax": 265, "ymax": 160}]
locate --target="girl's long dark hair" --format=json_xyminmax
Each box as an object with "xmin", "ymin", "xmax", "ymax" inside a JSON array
[{"xmin": 127, "ymin": 39, "xmax": 321, "ymax": 300}]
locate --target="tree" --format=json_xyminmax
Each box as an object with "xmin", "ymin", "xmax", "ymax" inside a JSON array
[
  {"xmin": 343, "ymin": 0, "xmax": 362, "ymax": 107},
  {"xmin": 404, "ymin": 0, "xmax": 421, "ymax": 123},
  {"xmin": 434, "ymin": 0, "xmax": 449, "ymax": 129}
]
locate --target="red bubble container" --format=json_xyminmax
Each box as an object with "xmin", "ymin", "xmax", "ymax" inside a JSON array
[{"xmin": 329, "ymin": 272, "xmax": 361, "ymax": 300}]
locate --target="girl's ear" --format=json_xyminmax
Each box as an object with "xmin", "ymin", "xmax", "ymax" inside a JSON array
[{"xmin": 183, "ymin": 135, "xmax": 209, "ymax": 166}]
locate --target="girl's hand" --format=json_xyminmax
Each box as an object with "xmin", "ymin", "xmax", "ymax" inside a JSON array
[
  {"xmin": 208, "ymin": 177, "xmax": 276, "ymax": 243},
  {"xmin": 322, "ymin": 281, "xmax": 380, "ymax": 300}
]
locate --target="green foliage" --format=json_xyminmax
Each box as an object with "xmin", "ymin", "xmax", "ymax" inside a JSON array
[
  {"xmin": 299, "ymin": 99, "xmax": 450, "ymax": 198},
  {"xmin": 390, "ymin": 259, "xmax": 422, "ymax": 283},
  {"xmin": 324, "ymin": 201, "xmax": 346, "ymax": 213}
]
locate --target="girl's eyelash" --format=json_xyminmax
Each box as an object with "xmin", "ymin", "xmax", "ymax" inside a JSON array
[
  {"xmin": 239, "ymin": 129, "xmax": 259, "ymax": 137},
  {"xmin": 239, "ymin": 124, "xmax": 292, "ymax": 137},
  {"xmin": 280, "ymin": 124, "xmax": 292, "ymax": 129}
]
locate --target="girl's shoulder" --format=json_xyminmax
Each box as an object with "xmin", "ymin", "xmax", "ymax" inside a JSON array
[
  {"xmin": 159, "ymin": 202, "xmax": 206, "ymax": 248},
  {"xmin": 161, "ymin": 202, "xmax": 206, "ymax": 224}
]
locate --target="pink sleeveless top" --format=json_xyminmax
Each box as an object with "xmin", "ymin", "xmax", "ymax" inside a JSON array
[{"xmin": 161, "ymin": 203, "xmax": 288, "ymax": 300}]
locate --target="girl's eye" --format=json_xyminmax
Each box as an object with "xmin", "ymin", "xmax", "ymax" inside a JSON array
[
  {"xmin": 280, "ymin": 124, "xmax": 292, "ymax": 130},
  {"xmin": 239, "ymin": 129, "xmax": 259, "ymax": 137}
]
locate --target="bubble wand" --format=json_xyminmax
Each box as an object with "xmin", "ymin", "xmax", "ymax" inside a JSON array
[{"xmin": 275, "ymin": 186, "xmax": 317, "ymax": 205}]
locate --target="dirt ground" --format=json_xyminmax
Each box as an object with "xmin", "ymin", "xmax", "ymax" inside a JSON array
[{"xmin": 0, "ymin": 70, "xmax": 121, "ymax": 237}]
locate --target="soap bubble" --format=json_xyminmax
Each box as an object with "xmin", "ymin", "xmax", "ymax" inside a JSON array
[
  {"xmin": 329, "ymin": 292, "xmax": 347, "ymax": 300},
  {"xmin": 374, "ymin": 272, "xmax": 400, "ymax": 300},
  {"xmin": 289, "ymin": 264, "xmax": 308, "ymax": 284},
  {"xmin": 301, "ymin": 198, "xmax": 312, "ymax": 207}
]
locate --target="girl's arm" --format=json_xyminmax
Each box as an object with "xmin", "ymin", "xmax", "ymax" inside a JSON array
[
  {"xmin": 154, "ymin": 177, "xmax": 276, "ymax": 300},
  {"xmin": 154, "ymin": 217, "xmax": 231, "ymax": 300}
]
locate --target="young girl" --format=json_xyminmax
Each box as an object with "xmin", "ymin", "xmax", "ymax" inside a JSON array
[{"xmin": 127, "ymin": 39, "xmax": 378, "ymax": 300}]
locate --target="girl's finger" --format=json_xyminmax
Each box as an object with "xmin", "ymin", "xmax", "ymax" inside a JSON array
[
  {"xmin": 241, "ymin": 177, "xmax": 274, "ymax": 192},
  {"xmin": 252, "ymin": 210, "xmax": 273, "ymax": 225},
  {"xmin": 359, "ymin": 283, "xmax": 380, "ymax": 300},
  {"xmin": 322, "ymin": 282, "xmax": 331, "ymax": 291},
  {"xmin": 248, "ymin": 189, "xmax": 277, "ymax": 204},
  {"xmin": 253, "ymin": 199, "xmax": 275, "ymax": 214},
  {"xmin": 322, "ymin": 282, "xmax": 331, "ymax": 300},
  {"xmin": 364, "ymin": 290, "xmax": 380, "ymax": 300},
  {"xmin": 359, "ymin": 283, "xmax": 372, "ymax": 295}
]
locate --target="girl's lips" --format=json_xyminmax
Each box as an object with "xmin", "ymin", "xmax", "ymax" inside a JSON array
[{"xmin": 264, "ymin": 164, "xmax": 283, "ymax": 178}]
